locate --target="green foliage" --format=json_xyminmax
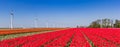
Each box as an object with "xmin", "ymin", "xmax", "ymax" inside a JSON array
[
  {"xmin": 88, "ymin": 18, "xmax": 114, "ymax": 28},
  {"xmin": 114, "ymin": 20, "xmax": 120, "ymax": 28},
  {"xmin": 88, "ymin": 21, "xmax": 101, "ymax": 28}
]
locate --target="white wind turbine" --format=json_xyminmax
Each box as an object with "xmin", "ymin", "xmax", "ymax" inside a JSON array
[
  {"xmin": 10, "ymin": 10, "xmax": 14, "ymax": 29},
  {"xmin": 34, "ymin": 17, "xmax": 38, "ymax": 28},
  {"xmin": 46, "ymin": 22, "xmax": 48, "ymax": 28}
]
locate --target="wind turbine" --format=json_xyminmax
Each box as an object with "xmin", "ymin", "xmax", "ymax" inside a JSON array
[
  {"xmin": 34, "ymin": 17, "xmax": 38, "ymax": 28},
  {"xmin": 46, "ymin": 22, "xmax": 48, "ymax": 28},
  {"xmin": 10, "ymin": 10, "xmax": 14, "ymax": 29}
]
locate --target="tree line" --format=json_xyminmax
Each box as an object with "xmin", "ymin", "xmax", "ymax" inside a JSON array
[{"xmin": 88, "ymin": 18, "xmax": 120, "ymax": 28}]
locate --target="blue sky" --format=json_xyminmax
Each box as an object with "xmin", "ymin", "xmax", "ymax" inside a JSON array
[{"xmin": 0, "ymin": 0, "xmax": 120, "ymax": 28}]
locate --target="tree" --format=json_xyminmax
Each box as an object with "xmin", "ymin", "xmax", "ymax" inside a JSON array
[
  {"xmin": 88, "ymin": 18, "xmax": 113, "ymax": 28},
  {"xmin": 88, "ymin": 20, "xmax": 101, "ymax": 28},
  {"xmin": 102, "ymin": 19, "xmax": 112, "ymax": 28},
  {"xmin": 114, "ymin": 20, "xmax": 120, "ymax": 28}
]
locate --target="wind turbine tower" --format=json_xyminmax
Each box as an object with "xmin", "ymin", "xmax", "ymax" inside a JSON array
[
  {"xmin": 34, "ymin": 17, "xmax": 38, "ymax": 28},
  {"xmin": 10, "ymin": 10, "xmax": 14, "ymax": 29},
  {"xmin": 46, "ymin": 22, "xmax": 48, "ymax": 28}
]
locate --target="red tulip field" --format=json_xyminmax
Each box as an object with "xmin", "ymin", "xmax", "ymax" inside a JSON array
[{"xmin": 0, "ymin": 28, "xmax": 120, "ymax": 47}]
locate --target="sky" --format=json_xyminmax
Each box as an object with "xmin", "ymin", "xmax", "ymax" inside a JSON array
[{"xmin": 0, "ymin": 0, "xmax": 120, "ymax": 28}]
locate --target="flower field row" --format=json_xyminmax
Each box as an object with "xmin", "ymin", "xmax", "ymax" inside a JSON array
[
  {"xmin": 0, "ymin": 28, "xmax": 120, "ymax": 47},
  {"xmin": 0, "ymin": 28, "xmax": 65, "ymax": 35}
]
